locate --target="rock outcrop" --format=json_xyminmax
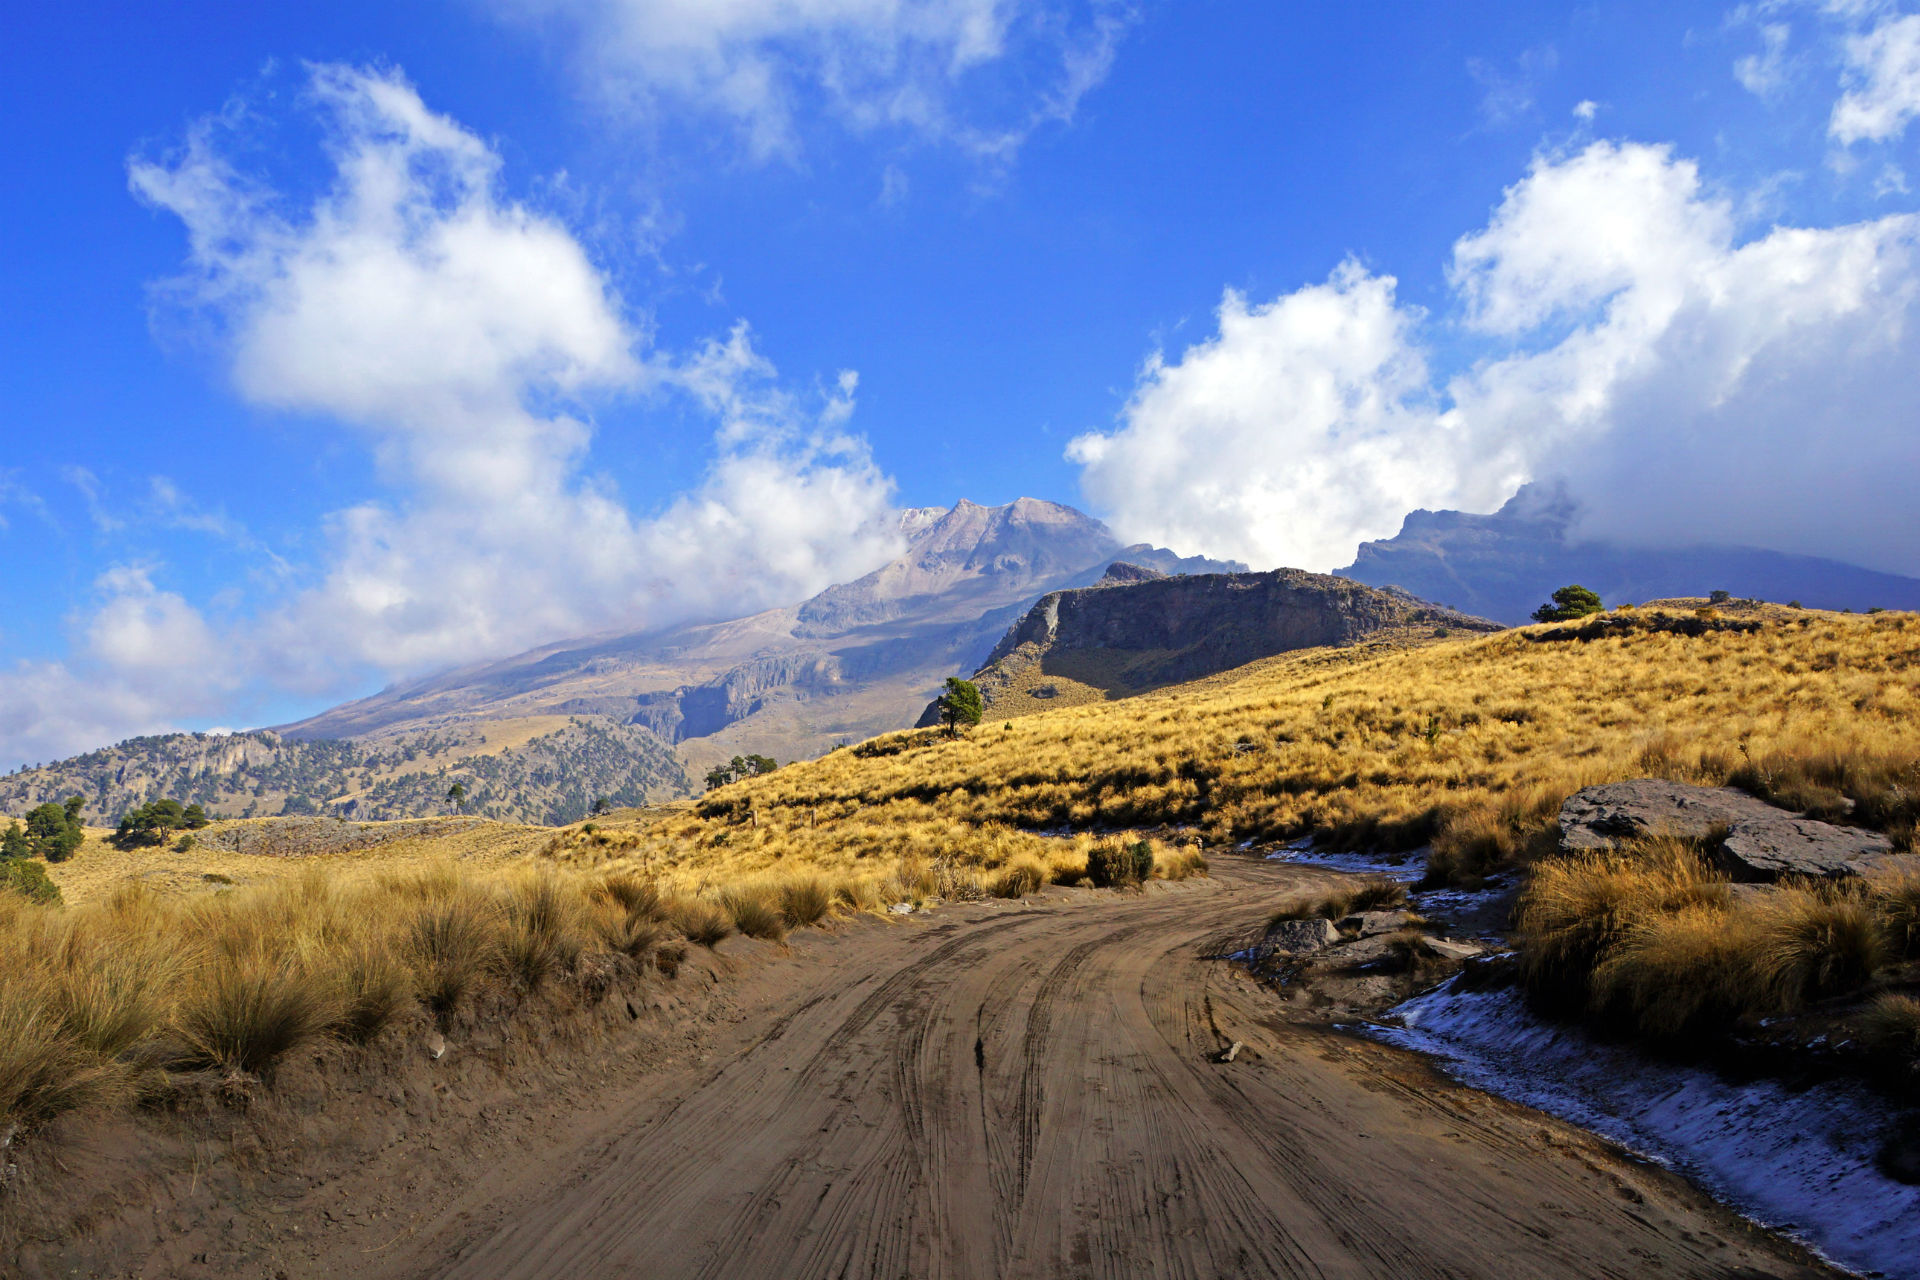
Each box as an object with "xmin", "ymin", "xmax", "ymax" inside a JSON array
[
  {"xmin": 923, "ymin": 566, "xmax": 1500, "ymax": 723},
  {"xmin": 1557, "ymin": 779, "xmax": 1907, "ymax": 881}
]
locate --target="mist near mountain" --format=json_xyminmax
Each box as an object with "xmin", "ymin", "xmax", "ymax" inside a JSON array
[{"xmin": 1338, "ymin": 485, "xmax": 1920, "ymax": 625}]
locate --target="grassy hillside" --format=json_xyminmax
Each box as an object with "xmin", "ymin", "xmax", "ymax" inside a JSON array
[{"xmin": 545, "ymin": 602, "xmax": 1917, "ymax": 889}]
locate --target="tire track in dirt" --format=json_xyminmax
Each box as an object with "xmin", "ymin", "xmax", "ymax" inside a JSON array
[{"xmin": 381, "ymin": 862, "xmax": 1838, "ymax": 1280}]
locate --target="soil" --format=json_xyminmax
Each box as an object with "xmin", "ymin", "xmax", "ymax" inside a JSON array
[{"xmin": 5, "ymin": 856, "xmax": 1838, "ymax": 1279}]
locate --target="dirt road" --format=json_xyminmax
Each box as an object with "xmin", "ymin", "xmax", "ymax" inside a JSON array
[{"xmin": 370, "ymin": 858, "xmax": 1831, "ymax": 1280}]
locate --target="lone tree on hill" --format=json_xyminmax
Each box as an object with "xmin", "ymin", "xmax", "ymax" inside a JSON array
[
  {"xmin": 591, "ymin": 795, "xmax": 613, "ymax": 817},
  {"xmin": 937, "ymin": 677, "xmax": 984, "ymax": 737},
  {"xmin": 1531, "ymin": 584, "xmax": 1604, "ymax": 623},
  {"xmin": 446, "ymin": 782, "xmax": 467, "ymax": 813}
]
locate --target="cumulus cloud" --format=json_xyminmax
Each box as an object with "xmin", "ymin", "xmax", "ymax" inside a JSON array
[
  {"xmin": 0, "ymin": 63, "xmax": 903, "ymax": 767},
  {"xmin": 1832, "ymin": 9, "xmax": 1920, "ymax": 142},
  {"xmin": 482, "ymin": 0, "xmax": 1134, "ymax": 160},
  {"xmin": 1067, "ymin": 266, "xmax": 1521, "ymax": 572},
  {"xmin": 1073, "ymin": 140, "xmax": 1920, "ymax": 578},
  {"xmin": 0, "ymin": 567, "xmax": 237, "ymax": 771}
]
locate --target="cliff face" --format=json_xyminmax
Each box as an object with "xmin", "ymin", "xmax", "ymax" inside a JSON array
[{"xmin": 925, "ymin": 567, "xmax": 1500, "ymax": 724}]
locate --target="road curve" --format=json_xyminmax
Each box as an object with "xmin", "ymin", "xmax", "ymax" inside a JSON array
[{"xmin": 384, "ymin": 858, "xmax": 1831, "ymax": 1280}]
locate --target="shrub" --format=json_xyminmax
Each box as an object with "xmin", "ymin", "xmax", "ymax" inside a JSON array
[
  {"xmin": 0, "ymin": 858, "xmax": 61, "ymax": 905},
  {"xmin": 172, "ymin": 952, "xmax": 338, "ymax": 1077},
  {"xmin": 594, "ymin": 872, "xmax": 662, "ymax": 921},
  {"xmin": 991, "ymin": 858, "xmax": 1047, "ymax": 898},
  {"xmin": 499, "ymin": 870, "xmax": 585, "ymax": 991},
  {"xmin": 719, "ymin": 886, "xmax": 786, "ymax": 942},
  {"xmin": 0, "ymin": 981, "xmax": 115, "ymax": 1122},
  {"xmin": 1588, "ymin": 904, "xmax": 1760, "ymax": 1037},
  {"xmin": 1268, "ymin": 877, "xmax": 1407, "ymax": 924},
  {"xmin": 1155, "ymin": 848, "xmax": 1209, "ymax": 881},
  {"xmin": 1515, "ymin": 841, "xmax": 1729, "ymax": 1008},
  {"xmin": 408, "ymin": 894, "xmax": 501, "ymax": 1017},
  {"xmin": 777, "ymin": 876, "xmax": 832, "ymax": 928},
  {"xmin": 330, "ymin": 938, "xmax": 411, "ymax": 1045},
  {"xmin": 667, "ymin": 897, "xmax": 734, "ymax": 948},
  {"xmin": 1870, "ymin": 870, "xmax": 1920, "ymax": 959},
  {"xmin": 1860, "ymin": 993, "xmax": 1920, "ymax": 1061},
  {"xmin": 1086, "ymin": 839, "xmax": 1154, "ymax": 889},
  {"xmin": 1752, "ymin": 889, "xmax": 1884, "ymax": 1008}
]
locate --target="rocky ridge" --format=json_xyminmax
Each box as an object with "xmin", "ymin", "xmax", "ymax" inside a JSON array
[{"xmin": 926, "ymin": 565, "xmax": 1501, "ymax": 722}]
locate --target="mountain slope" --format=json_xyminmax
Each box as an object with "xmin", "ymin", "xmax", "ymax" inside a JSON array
[
  {"xmin": 0, "ymin": 717, "xmax": 689, "ymax": 827},
  {"xmin": 280, "ymin": 498, "xmax": 1241, "ymax": 773},
  {"xmin": 927, "ymin": 563, "xmax": 1500, "ymax": 722},
  {"xmin": 1340, "ymin": 485, "xmax": 1920, "ymax": 624}
]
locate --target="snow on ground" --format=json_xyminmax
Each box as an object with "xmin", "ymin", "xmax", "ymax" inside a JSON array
[{"xmin": 1373, "ymin": 980, "xmax": 1920, "ymax": 1279}]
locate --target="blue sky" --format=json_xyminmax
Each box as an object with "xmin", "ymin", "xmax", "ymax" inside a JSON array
[{"xmin": 4, "ymin": 0, "xmax": 1920, "ymax": 766}]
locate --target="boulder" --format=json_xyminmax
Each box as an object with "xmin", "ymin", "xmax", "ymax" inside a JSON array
[
  {"xmin": 1260, "ymin": 917, "xmax": 1340, "ymax": 956},
  {"xmin": 1557, "ymin": 780, "xmax": 1791, "ymax": 852},
  {"xmin": 1714, "ymin": 819, "xmax": 1896, "ymax": 882},
  {"xmin": 1338, "ymin": 910, "xmax": 1415, "ymax": 937},
  {"xmin": 1558, "ymin": 779, "xmax": 1898, "ymax": 883}
]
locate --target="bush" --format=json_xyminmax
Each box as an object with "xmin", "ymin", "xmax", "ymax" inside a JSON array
[
  {"xmin": 0, "ymin": 858, "xmax": 61, "ymax": 905},
  {"xmin": 408, "ymin": 894, "xmax": 501, "ymax": 1017},
  {"xmin": 991, "ymin": 858, "xmax": 1047, "ymax": 898},
  {"xmin": 1753, "ymin": 889, "xmax": 1884, "ymax": 1007},
  {"xmin": 172, "ymin": 952, "xmax": 338, "ymax": 1077},
  {"xmin": 777, "ymin": 877, "xmax": 832, "ymax": 928},
  {"xmin": 719, "ymin": 887, "xmax": 786, "ymax": 942},
  {"xmin": 668, "ymin": 897, "xmax": 735, "ymax": 948},
  {"xmin": 1086, "ymin": 839, "xmax": 1155, "ymax": 889}
]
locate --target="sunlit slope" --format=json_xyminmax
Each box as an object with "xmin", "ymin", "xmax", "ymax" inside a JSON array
[{"xmin": 554, "ymin": 605, "xmax": 1918, "ymax": 886}]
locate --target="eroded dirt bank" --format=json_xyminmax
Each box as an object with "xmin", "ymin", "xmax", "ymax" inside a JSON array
[{"xmin": 11, "ymin": 858, "xmax": 1837, "ymax": 1279}]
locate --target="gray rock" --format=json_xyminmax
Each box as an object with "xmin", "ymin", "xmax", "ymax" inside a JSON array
[
  {"xmin": 1714, "ymin": 820, "xmax": 1896, "ymax": 882},
  {"xmin": 1338, "ymin": 910, "xmax": 1415, "ymax": 937},
  {"xmin": 1418, "ymin": 937, "xmax": 1485, "ymax": 962},
  {"xmin": 1558, "ymin": 779, "xmax": 1897, "ymax": 883},
  {"xmin": 1328, "ymin": 933, "xmax": 1407, "ymax": 969},
  {"xmin": 1261, "ymin": 917, "xmax": 1341, "ymax": 956},
  {"xmin": 1558, "ymin": 780, "xmax": 1792, "ymax": 852}
]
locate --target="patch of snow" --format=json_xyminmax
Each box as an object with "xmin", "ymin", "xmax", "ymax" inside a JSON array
[
  {"xmin": 1373, "ymin": 980, "xmax": 1920, "ymax": 1279},
  {"xmin": 1263, "ymin": 845, "xmax": 1425, "ymax": 879}
]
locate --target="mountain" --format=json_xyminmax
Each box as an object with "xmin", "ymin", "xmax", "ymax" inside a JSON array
[
  {"xmin": 279, "ymin": 497, "xmax": 1241, "ymax": 775},
  {"xmin": 2, "ymin": 499, "xmax": 1244, "ymax": 825},
  {"xmin": 925, "ymin": 563, "xmax": 1500, "ymax": 723},
  {"xmin": 1339, "ymin": 485, "xmax": 1920, "ymax": 625},
  {"xmin": 0, "ymin": 717, "xmax": 689, "ymax": 828}
]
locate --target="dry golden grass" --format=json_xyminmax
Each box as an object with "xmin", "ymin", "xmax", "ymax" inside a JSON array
[
  {"xmin": 1518, "ymin": 836, "xmax": 1914, "ymax": 1042},
  {"xmin": 0, "ymin": 858, "xmax": 876, "ymax": 1126},
  {"xmin": 536, "ymin": 608, "xmax": 1919, "ymax": 891}
]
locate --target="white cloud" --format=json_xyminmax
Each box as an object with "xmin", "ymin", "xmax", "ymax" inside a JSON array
[
  {"xmin": 481, "ymin": 0, "xmax": 1133, "ymax": 161},
  {"xmin": 0, "ymin": 568, "xmax": 237, "ymax": 772},
  {"xmin": 1072, "ymin": 140, "xmax": 1920, "ymax": 579},
  {"xmin": 0, "ymin": 63, "xmax": 905, "ymax": 766},
  {"xmin": 1572, "ymin": 99, "xmax": 1599, "ymax": 122},
  {"xmin": 1455, "ymin": 142, "xmax": 1920, "ymax": 573},
  {"xmin": 1833, "ymin": 10, "xmax": 1920, "ymax": 141},
  {"xmin": 1067, "ymin": 265, "xmax": 1524, "ymax": 572},
  {"xmin": 1735, "ymin": 21, "xmax": 1795, "ymax": 97}
]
